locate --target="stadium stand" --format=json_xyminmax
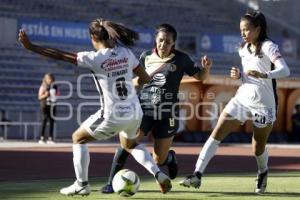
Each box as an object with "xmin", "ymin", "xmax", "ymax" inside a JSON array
[{"xmin": 0, "ymin": 0, "xmax": 299, "ymax": 141}]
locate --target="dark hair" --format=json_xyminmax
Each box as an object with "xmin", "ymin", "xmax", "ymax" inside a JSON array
[
  {"xmin": 89, "ymin": 18, "xmax": 139, "ymax": 48},
  {"xmin": 155, "ymin": 24, "xmax": 177, "ymax": 42},
  {"xmin": 240, "ymin": 10, "xmax": 268, "ymax": 55}
]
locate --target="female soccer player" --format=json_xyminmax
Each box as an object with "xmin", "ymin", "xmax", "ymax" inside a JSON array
[
  {"xmin": 101, "ymin": 23, "xmax": 212, "ymax": 193},
  {"xmin": 179, "ymin": 11, "xmax": 290, "ymax": 194},
  {"xmin": 19, "ymin": 18, "xmax": 172, "ymax": 196}
]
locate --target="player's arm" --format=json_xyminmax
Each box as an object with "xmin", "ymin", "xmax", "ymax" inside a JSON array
[
  {"xmin": 246, "ymin": 58, "xmax": 290, "ymax": 79},
  {"xmin": 18, "ymin": 29, "xmax": 77, "ymax": 65},
  {"xmin": 133, "ymin": 65, "xmax": 151, "ymax": 88},
  {"xmin": 193, "ymin": 55, "xmax": 212, "ymax": 80},
  {"xmin": 247, "ymin": 42, "xmax": 290, "ymax": 79}
]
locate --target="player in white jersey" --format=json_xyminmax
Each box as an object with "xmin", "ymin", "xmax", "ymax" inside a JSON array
[
  {"xmin": 19, "ymin": 18, "xmax": 172, "ymax": 195},
  {"xmin": 179, "ymin": 11, "xmax": 290, "ymax": 194}
]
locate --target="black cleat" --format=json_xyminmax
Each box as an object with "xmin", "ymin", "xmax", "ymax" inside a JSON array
[
  {"xmin": 167, "ymin": 150, "xmax": 178, "ymax": 179},
  {"xmin": 101, "ymin": 184, "xmax": 114, "ymax": 194}
]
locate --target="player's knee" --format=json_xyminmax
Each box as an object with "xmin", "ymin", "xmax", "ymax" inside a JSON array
[
  {"xmin": 72, "ymin": 132, "xmax": 82, "ymax": 144},
  {"xmin": 124, "ymin": 143, "xmax": 138, "ymax": 152}
]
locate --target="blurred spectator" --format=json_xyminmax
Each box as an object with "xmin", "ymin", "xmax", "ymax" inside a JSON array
[
  {"xmin": 281, "ymin": 29, "xmax": 298, "ymax": 59},
  {"xmin": 38, "ymin": 73, "xmax": 58, "ymax": 144},
  {"xmin": 291, "ymin": 104, "xmax": 300, "ymax": 142}
]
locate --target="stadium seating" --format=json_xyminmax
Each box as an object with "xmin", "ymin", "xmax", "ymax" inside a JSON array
[{"xmin": 0, "ymin": 0, "xmax": 299, "ymax": 140}]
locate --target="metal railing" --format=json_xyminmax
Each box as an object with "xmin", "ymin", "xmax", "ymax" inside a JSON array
[{"xmin": 0, "ymin": 121, "xmax": 41, "ymax": 140}]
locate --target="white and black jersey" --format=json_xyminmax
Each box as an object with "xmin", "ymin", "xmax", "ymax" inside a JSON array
[
  {"xmin": 77, "ymin": 46, "xmax": 143, "ymax": 139},
  {"xmin": 236, "ymin": 40, "xmax": 285, "ymax": 108},
  {"xmin": 77, "ymin": 46, "xmax": 141, "ymax": 120},
  {"xmin": 224, "ymin": 40, "xmax": 290, "ymax": 127}
]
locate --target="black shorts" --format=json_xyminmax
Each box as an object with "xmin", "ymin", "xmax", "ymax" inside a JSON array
[{"xmin": 140, "ymin": 115, "xmax": 178, "ymax": 139}]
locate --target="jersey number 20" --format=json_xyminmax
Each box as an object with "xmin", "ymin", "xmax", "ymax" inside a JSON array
[{"xmin": 254, "ymin": 113, "xmax": 266, "ymax": 124}]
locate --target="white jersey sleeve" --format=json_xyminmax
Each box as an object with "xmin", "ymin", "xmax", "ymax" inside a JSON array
[
  {"xmin": 262, "ymin": 41, "xmax": 282, "ymax": 63},
  {"xmin": 262, "ymin": 41, "xmax": 290, "ymax": 79},
  {"xmin": 77, "ymin": 51, "xmax": 98, "ymax": 69}
]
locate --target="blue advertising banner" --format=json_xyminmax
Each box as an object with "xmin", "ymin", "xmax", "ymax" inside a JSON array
[
  {"xmin": 18, "ymin": 18, "xmax": 153, "ymax": 48},
  {"xmin": 197, "ymin": 34, "xmax": 242, "ymax": 54},
  {"xmin": 135, "ymin": 27, "xmax": 154, "ymax": 48},
  {"xmin": 197, "ymin": 33, "xmax": 284, "ymax": 54},
  {"xmin": 18, "ymin": 18, "xmax": 90, "ymax": 45}
]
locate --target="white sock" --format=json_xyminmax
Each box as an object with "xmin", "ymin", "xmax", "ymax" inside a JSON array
[
  {"xmin": 195, "ymin": 136, "xmax": 220, "ymax": 174},
  {"xmin": 73, "ymin": 144, "xmax": 90, "ymax": 183},
  {"xmin": 255, "ymin": 149, "xmax": 268, "ymax": 173},
  {"xmin": 130, "ymin": 144, "xmax": 160, "ymax": 176}
]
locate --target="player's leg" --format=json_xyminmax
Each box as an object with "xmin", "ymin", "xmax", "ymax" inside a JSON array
[
  {"xmin": 60, "ymin": 127, "xmax": 96, "ymax": 196},
  {"xmin": 100, "ymin": 131, "xmax": 144, "ymax": 194},
  {"xmin": 180, "ymin": 98, "xmax": 245, "ymax": 188},
  {"xmin": 179, "ymin": 111, "xmax": 241, "ymax": 188},
  {"xmin": 251, "ymin": 105, "xmax": 275, "ymax": 194},
  {"xmin": 101, "ymin": 146, "xmax": 129, "ymax": 193},
  {"xmin": 152, "ymin": 117, "xmax": 178, "ymax": 179},
  {"xmin": 120, "ymin": 119, "xmax": 171, "ymax": 194},
  {"xmin": 252, "ymin": 123, "xmax": 272, "ymax": 194},
  {"xmin": 101, "ymin": 116, "xmax": 152, "ymax": 193},
  {"xmin": 60, "ymin": 110, "xmax": 104, "ymax": 196}
]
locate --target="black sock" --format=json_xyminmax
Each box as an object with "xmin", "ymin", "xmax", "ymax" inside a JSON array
[
  {"xmin": 107, "ymin": 147, "xmax": 130, "ymax": 185},
  {"xmin": 193, "ymin": 171, "xmax": 202, "ymax": 179},
  {"xmin": 161, "ymin": 151, "xmax": 173, "ymax": 166},
  {"xmin": 77, "ymin": 181, "xmax": 89, "ymax": 187}
]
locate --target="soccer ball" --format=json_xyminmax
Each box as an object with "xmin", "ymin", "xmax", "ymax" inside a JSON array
[{"xmin": 112, "ymin": 169, "xmax": 140, "ymax": 197}]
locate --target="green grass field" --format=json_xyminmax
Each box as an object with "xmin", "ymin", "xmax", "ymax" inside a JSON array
[{"xmin": 1, "ymin": 172, "xmax": 300, "ymax": 200}]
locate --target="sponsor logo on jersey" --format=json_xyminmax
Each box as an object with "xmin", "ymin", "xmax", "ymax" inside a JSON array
[
  {"xmin": 101, "ymin": 57, "xmax": 128, "ymax": 71},
  {"xmin": 168, "ymin": 64, "xmax": 176, "ymax": 72}
]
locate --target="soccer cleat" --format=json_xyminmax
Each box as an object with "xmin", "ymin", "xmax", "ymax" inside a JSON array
[
  {"xmin": 60, "ymin": 181, "xmax": 91, "ymax": 196},
  {"xmin": 155, "ymin": 171, "xmax": 172, "ymax": 194},
  {"xmin": 255, "ymin": 170, "xmax": 268, "ymax": 194},
  {"xmin": 167, "ymin": 150, "xmax": 178, "ymax": 179},
  {"xmin": 179, "ymin": 173, "xmax": 202, "ymax": 189},
  {"xmin": 100, "ymin": 184, "xmax": 114, "ymax": 194}
]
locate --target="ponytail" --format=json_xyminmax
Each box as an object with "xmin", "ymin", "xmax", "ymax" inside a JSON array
[{"xmin": 89, "ymin": 18, "xmax": 139, "ymax": 48}]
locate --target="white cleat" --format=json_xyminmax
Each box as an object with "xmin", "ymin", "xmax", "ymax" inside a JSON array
[
  {"xmin": 155, "ymin": 171, "xmax": 172, "ymax": 194},
  {"xmin": 179, "ymin": 174, "xmax": 201, "ymax": 189},
  {"xmin": 60, "ymin": 181, "xmax": 91, "ymax": 196},
  {"xmin": 255, "ymin": 170, "xmax": 268, "ymax": 194}
]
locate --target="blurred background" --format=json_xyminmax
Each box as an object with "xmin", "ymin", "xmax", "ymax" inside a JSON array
[{"xmin": 0, "ymin": 0, "xmax": 299, "ymax": 143}]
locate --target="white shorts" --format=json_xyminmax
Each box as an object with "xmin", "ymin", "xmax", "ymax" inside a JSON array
[
  {"xmin": 81, "ymin": 110, "xmax": 142, "ymax": 140},
  {"xmin": 224, "ymin": 98, "xmax": 276, "ymax": 128}
]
